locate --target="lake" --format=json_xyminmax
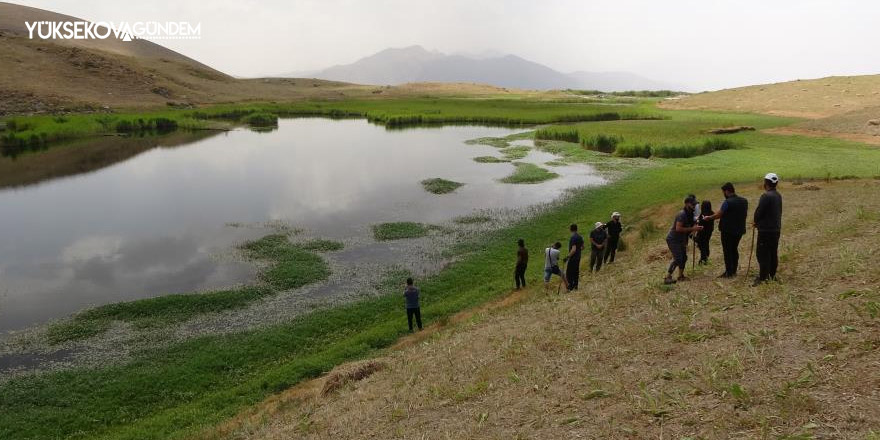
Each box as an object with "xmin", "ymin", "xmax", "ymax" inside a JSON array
[{"xmin": 0, "ymin": 118, "xmax": 605, "ymax": 334}]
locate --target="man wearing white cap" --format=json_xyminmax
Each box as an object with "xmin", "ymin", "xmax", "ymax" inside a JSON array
[
  {"xmin": 603, "ymin": 212, "xmax": 623, "ymax": 264},
  {"xmin": 752, "ymin": 172, "xmax": 783, "ymax": 286},
  {"xmin": 588, "ymin": 221, "xmax": 608, "ymax": 273}
]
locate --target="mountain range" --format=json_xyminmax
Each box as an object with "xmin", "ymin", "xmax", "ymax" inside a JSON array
[{"xmin": 281, "ymin": 45, "xmax": 681, "ymax": 91}]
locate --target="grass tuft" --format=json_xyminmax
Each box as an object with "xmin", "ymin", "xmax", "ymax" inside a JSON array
[
  {"xmin": 421, "ymin": 178, "xmax": 464, "ymax": 194},
  {"xmin": 372, "ymin": 222, "xmax": 439, "ymax": 240},
  {"xmin": 473, "ymin": 156, "xmax": 510, "ymax": 163},
  {"xmin": 499, "ymin": 162, "xmax": 559, "ymax": 184}
]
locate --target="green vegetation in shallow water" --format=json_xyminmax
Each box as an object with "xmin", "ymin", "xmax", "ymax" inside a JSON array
[
  {"xmin": 46, "ymin": 286, "xmax": 273, "ymax": 344},
  {"xmin": 372, "ymin": 222, "xmax": 439, "ymax": 240},
  {"xmin": 452, "ymin": 214, "xmax": 493, "ymax": 224},
  {"xmin": 421, "ymin": 178, "xmax": 464, "ymax": 194},
  {"xmin": 499, "ymin": 145, "xmax": 530, "ymax": 160},
  {"xmin": 45, "ymin": 234, "xmax": 332, "ymax": 344},
  {"xmin": 500, "ymin": 162, "xmax": 559, "ymax": 184},
  {"xmin": 299, "ymin": 239, "xmax": 344, "ymax": 252},
  {"xmin": 241, "ymin": 234, "xmax": 330, "ymax": 290},
  {"xmin": 473, "ymin": 156, "xmax": 510, "ymax": 163},
  {"xmin": 242, "ymin": 112, "xmax": 279, "ymax": 127}
]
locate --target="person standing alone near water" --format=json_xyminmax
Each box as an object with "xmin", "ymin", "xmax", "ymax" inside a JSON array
[
  {"xmin": 753, "ymin": 173, "xmax": 783, "ymax": 286},
  {"xmin": 563, "ymin": 224, "xmax": 584, "ymax": 291},
  {"xmin": 514, "ymin": 239, "xmax": 528, "ymax": 290},
  {"xmin": 603, "ymin": 212, "xmax": 623, "ymax": 264},
  {"xmin": 404, "ymin": 278, "xmax": 422, "ymax": 332},
  {"xmin": 696, "ymin": 200, "xmax": 715, "ymax": 264},
  {"xmin": 665, "ymin": 196, "xmax": 703, "ymax": 284},
  {"xmin": 702, "ymin": 182, "xmax": 748, "ymax": 278}
]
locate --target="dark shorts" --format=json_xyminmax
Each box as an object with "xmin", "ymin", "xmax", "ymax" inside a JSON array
[{"xmin": 543, "ymin": 265, "xmax": 562, "ymax": 281}]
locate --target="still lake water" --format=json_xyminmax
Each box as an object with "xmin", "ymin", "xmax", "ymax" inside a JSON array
[{"xmin": 0, "ymin": 118, "xmax": 604, "ymax": 333}]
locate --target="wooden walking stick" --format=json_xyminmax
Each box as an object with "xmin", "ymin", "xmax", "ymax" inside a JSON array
[{"xmin": 745, "ymin": 227, "xmax": 756, "ymax": 277}]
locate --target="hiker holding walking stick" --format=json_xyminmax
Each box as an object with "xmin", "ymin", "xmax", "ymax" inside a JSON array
[
  {"xmin": 664, "ymin": 195, "xmax": 703, "ymax": 285},
  {"xmin": 543, "ymin": 242, "xmax": 567, "ymax": 293},
  {"xmin": 752, "ymin": 173, "xmax": 783, "ymax": 286}
]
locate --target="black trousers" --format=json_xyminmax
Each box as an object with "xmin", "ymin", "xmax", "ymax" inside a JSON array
[
  {"xmin": 696, "ymin": 230, "xmax": 713, "ymax": 262},
  {"xmin": 666, "ymin": 237, "xmax": 687, "ymax": 274},
  {"xmin": 720, "ymin": 232, "xmax": 743, "ymax": 276},
  {"xmin": 406, "ymin": 307, "xmax": 422, "ymax": 331},
  {"xmin": 603, "ymin": 237, "xmax": 619, "ymax": 263},
  {"xmin": 566, "ymin": 256, "xmax": 581, "ymax": 290},
  {"xmin": 756, "ymin": 230, "xmax": 780, "ymax": 281},
  {"xmin": 514, "ymin": 262, "xmax": 527, "ymax": 288},
  {"xmin": 589, "ymin": 248, "xmax": 603, "ymax": 272}
]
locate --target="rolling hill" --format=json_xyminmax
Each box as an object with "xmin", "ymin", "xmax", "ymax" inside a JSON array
[
  {"xmin": 661, "ymin": 75, "xmax": 880, "ymax": 143},
  {"xmin": 0, "ymin": 2, "xmax": 374, "ymax": 114}
]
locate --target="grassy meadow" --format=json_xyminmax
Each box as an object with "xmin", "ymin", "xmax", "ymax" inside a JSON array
[{"xmin": 2, "ymin": 98, "xmax": 880, "ymax": 440}]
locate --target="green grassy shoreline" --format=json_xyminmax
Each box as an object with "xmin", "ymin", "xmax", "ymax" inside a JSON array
[
  {"xmin": 2, "ymin": 104, "xmax": 880, "ymax": 440},
  {"xmin": 0, "ymin": 98, "xmax": 663, "ymax": 155}
]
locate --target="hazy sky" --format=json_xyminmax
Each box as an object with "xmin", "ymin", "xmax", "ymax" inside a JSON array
[{"xmin": 13, "ymin": 0, "xmax": 880, "ymax": 90}]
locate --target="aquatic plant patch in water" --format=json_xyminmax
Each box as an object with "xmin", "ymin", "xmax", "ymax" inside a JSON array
[
  {"xmin": 473, "ymin": 155, "xmax": 510, "ymax": 163},
  {"xmin": 372, "ymin": 222, "xmax": 441, "ymax": 240},
  {"xmin": 421, "ymin": 178, "xmax": 464, "ymax": 194},
  {"xmin": 241, "ymin": 112, "xmax": 279, "ymax": 127},
  {"xmin": 500, "ymin": 162, "xmax": 559, "ymax": 184},
  {"xmin": 45, "ymin": 234, "xmax": 332, "ymax": 344}
]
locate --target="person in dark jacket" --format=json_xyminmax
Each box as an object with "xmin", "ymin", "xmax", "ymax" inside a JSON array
[
  {"xmin": 665, "ymin": 196, "xmax": 703, "ymax": 284},
  {"xmin": 589, "ymin": 222, "xmax": 607, "ymax": 273},
  {"xmin": 696, "ymin": 200, "xmax": 715, "ymax": 264},
  {"xmin": 404, "ymin": 277, "xmax": 422, "ymax": 331},
  {"xmin": 514, "ymin": 238, "xmax": 528, "ymax": 289},
  {"xmin": 702, "ymin": 182, "xmax": 748, "ymax": 278},
  {"xmin": 603, "ymin": 212, "xmax": 623, "ymax": 264},
  {"xmin": 563, "ymin": 224, "xmax": 584, "ymax": 291},
  {"xmin": 752, "ymin": 173, "xmax": 783, "ymax": 286}
]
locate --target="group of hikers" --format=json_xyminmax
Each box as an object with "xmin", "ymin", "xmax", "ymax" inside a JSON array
[
  {"xmin": 664, "ymin": 173, "xmax": 783, "ymax": 286},
  {"xmin": 529, "ymin": 212, "xmax": 624, "ymax": 293},
  {"xmin": 404, "ymin": 173, "xmax": 782, "ymax": 331}
]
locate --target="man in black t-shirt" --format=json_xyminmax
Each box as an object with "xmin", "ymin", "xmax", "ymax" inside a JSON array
[
  {"xmin": 753, "ymin": 173, "xmax": 783, "ymax": 286},
  {"xmin": 665, "ymin": 196, "xmax": 703, "ymax": 284},
  {"xmin": 603, "ymin": 212, "xmax": 623, "ymax": 264},
  {"xmin": 563, "ymin": 224, "xmax": 584, "ymax": 291},
  {"xmin": 703, "ymin": 182, "xmax": 748, "ymax": 278},
  {"xmin": 589, "ymin": 222, "xmax": 607, "ymax": 273}
]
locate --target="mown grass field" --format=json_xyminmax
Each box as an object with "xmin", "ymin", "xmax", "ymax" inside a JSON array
[{"xmin": 1, "ymin": 99, "xmax": 879, "ymax": 440}]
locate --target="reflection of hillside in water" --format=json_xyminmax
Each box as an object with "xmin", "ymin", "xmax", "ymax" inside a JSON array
[{"xmin": 0, "ymin": 130, "xmax": 222, "ymax": 189}]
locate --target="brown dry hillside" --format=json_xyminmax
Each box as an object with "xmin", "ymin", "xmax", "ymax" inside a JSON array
[
  {"xmin": 198, "ymin": 180, "xmax": 880, "ymax": 440},
  {"xmin": 0, "ymin": 3, "xmax": 531, "ymax": 115},
  {"xmin": 0, "ymin": 1, "xmax": 368, "ymax": 113},
  {"xmin": 661, "ymin": 75, "xmax": 880, "ymax": 144}
]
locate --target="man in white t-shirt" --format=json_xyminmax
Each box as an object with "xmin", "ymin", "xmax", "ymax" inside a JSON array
[{"xmin": 543, "ymin": 241, "xmax": 567, "ymax": 291}]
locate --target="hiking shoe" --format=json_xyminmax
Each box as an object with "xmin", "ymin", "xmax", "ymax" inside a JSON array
[
  {"xmin": 663, "ymin": 276, "xmax": 677, "ymax": 285},
  {"xmin": 677, "ymin": 275, "xmax": 690, "ymax": 282},
  {"xmin": 717, "ymin": 272, "xmax": 732, "ymax": 279},
  {"xmin": 751, "ymin": 278, "xmax": 765, "ymax": 287}
]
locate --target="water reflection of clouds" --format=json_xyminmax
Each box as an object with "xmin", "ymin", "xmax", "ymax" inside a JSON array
[
  {"xmin": 0, "ymin": 119, "xmax": 608, "ymax": 331},
  {"xmin": 0, "ymin": 233, "xmax": 255, "ymax": 332}
]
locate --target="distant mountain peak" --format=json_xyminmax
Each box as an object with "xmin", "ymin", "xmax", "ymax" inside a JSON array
[{"xmin": 283, "ymin": 46, "xmax": 676, "ymax": 91}]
